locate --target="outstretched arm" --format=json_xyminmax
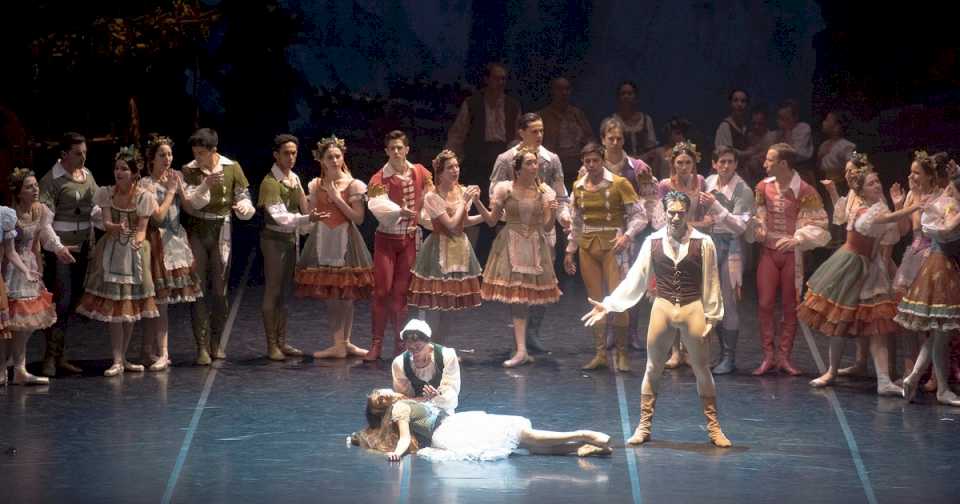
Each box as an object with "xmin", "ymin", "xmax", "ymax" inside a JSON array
[{"xmin": 387, "ymin": 420, "xmax": 413, "ymax": 461}]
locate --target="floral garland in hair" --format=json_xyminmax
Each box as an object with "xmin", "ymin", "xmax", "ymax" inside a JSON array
[
  {"xmin": 115, "ymin": 144, "xmax": 144, "ymax": 170},
  {"xmin": 146, "ymin": 135, "xmax": 173, "ymax": 149},
  {"xmin": 313, "ymin": 135, "xmax": 346, "ymax": 160},
  {"xmin": 8, "ymin": 167, "xmax": 35, "ymax": 195},
  {"xmin": 431, "ymin": 149, "xmax": 458, "ymax": 172},
  {"xmin": 848, "ymin": 150, "xmax": 869, "ymax": 167},
  {"xmin": 913, "ymin": 150, "xmax": 930, "ymax": 164},
  {"xmin": 668, "ymin": 140, "xmax": 702, "ymax": 163}
]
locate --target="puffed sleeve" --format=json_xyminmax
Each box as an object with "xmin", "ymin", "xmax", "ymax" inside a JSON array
[
  {"xmin": 93, "ymin": 186, "xmax": 113, "ymax": 209},
  {"xmin": 794, "ymin": 188, "xmax": 830, "ymax": 251},
  {"xmin": 38, "ymin": 205, "xmax": 66, "ymax": 252},
  {"xmin": 136, "ymin": 190, "xmax": 158, "ymax": 217},
  {"xmin": 0, "ymin": 206, "xmax": 17, "ymax": 241},
  {"xmin": 346, "ymin": 179, "xmax": 368, "ymax": 202}
]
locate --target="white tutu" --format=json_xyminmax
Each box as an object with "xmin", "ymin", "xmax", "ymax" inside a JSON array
[{"xmin": 416, "ymin": 411, "xmax": 532, "ymax": 462}]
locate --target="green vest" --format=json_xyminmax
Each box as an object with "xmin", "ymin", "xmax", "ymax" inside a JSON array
[
  {"xmin": 182, "ymin": 162, "xmax": 250, "ymax": 217},
  {"xmin": 258, "ymin": 172, "xmax": 304, "ymax": 226},
  {"xmin": 38, "ymin": 167, "xmax": 98, "ymax": 247}
]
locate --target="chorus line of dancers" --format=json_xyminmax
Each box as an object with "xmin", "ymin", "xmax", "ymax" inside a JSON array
[{"xmin": 3, "ymin": 121, "xmax": 960, "ymax": 412}]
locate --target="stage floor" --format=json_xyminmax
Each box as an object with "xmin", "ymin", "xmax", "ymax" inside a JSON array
[{"xmin": 2, "ymin": 244, "xmax": 959, "ymax": 504}]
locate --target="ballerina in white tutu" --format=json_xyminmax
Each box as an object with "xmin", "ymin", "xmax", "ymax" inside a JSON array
[{"xmin": 352, "ymin": 388, "xmax": 612, "ymax": 462}]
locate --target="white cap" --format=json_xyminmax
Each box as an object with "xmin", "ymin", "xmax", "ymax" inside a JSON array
[{"xmin": 400, "ymin": 319, "xmax": 432, "ymax": 341}]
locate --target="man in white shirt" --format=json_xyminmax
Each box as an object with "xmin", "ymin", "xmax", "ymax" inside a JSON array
[
  {"xmin": 391, "ymin": 319, "xmax": 461, "ymax": 416},
  {"xmin": 582, "ymin": 191, "xmax": 732, "ymax": 448}
]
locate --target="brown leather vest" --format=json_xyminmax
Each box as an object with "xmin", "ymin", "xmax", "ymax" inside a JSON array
[{"xmin": 652, "ymin": 237, "xmax": 702, "ymax": 306}]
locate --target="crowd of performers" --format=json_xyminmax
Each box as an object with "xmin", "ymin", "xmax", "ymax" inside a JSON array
[{"xmin": 4, "ymin": 72, "xmax": 960, "ymax": 459}]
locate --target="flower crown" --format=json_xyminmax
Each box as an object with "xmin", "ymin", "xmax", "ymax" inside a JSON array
[
  {"xmin": 913, "ymin": 150, "xmax": 930, "ymax": 164},
  {"xmin": 313, "ymin": 135, "xmax": 346, "ymax": 160},
  {"xmin": 114, "ymin": 144, "xmax": 144, "ymax": 173},
  {"xmin": 669, "ymin": 141, "xmax": 702, "ymax": 163},
  {"xmin": 848, "ymin": 150, "xmax": 869, "ymax": 167},
  {"xmin": 146, "ymin": 135, "xmax": 173, "ymax": 150},
  {"xmin": 8, "ymin": 167, "xmax": 35, "ymax": 194}
]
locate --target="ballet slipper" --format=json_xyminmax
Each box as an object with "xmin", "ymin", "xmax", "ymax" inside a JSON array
[
  {"xmin": 104, "ymin": 363, "xmax": 124, "ymax": 377},
  {"xmin": 502, "ymin": 353, "xmax": 534, "ymax": 368},
  {"xmin": 902, "ymin": 373, "xmax": 920, "ymax": 403},
  {"xmin": 13, "ymin": 368, "xmax": 49, "ymax": 386},
  {"xmin": 313, "ymin": 343, "xmax": 348, "ymax": 359},
  {"xmin": 936, "ymin": 389, "xmax": 960, "ymax": 407},
  {"xmin": 809, "ymin": 373, "xmax": 835, "ymax": 388},
  {"xmin": 837, "ymin": 362, "xmax": 868, "ymax": 377},
  {"xmin": 124, "ymin": 361, "xmax": 145, "ymax": 373},
  {"xmin": 149, "ymin": 357, "xmax": 170, "ymax": 372},
  {"xmin": 576, "ymin": 444, "xmax": 613, "ymax": 457}
]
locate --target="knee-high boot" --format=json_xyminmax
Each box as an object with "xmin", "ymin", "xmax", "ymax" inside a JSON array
[
  {"xmin": 701, "ymin": 396, "xmax": 732, "ymax": 447},
  {"xmin": 581, "ymin": 327, "xmax": 608, "ymax": 370},
  {"xmin": 627, "ymin": 394, "xmax": 656, "ymax": 445},
  {"xmin": 276, "ymin": 313, "xmax": 302, "ymax": 357},
  {"xmin": 614, "ymin": 326, "xmax": 630, "ymax": 372},
  {"xmin": 194, "ymin": 325, "xmax": 212, "ymax": 366},
  {"xmin": 712, "ymin": 329, "xmax": 738, "ymax": 375}
]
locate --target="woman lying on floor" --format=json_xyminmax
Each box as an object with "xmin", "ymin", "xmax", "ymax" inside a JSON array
[{"xmin": 351, "ymin": 388, "xmax": 612, "ymax": 461}]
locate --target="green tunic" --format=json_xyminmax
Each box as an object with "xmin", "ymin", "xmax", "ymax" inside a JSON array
[{"xmin": 258, "ymin": 172, "xmax": 304, "ymax": 243}]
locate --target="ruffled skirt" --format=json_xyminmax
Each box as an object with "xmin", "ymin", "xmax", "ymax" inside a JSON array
[
  {"xmin": 797, "ymin": 248, "xmax": 898, "ymax": 337},
  {"xmin": 148, "ymin": 228, "xmax": 202, "ymax": 304},
  {"xmin": 416, "ymin": 411, "xmax": 532, "ymax": 462},
  {"xmin": 480, "ymin": 229, "xmax": 561, "ymax": 305},
  {"xmin": 408, "ymin": 233, "xmax": 482, "ymax": 311},
  {"xmin": 895, "ymin": 250, "xmax": 960, "ymax": 332},
  {"xmin": 76, "ymin": 236, "xmax": 159, "ymax": 322},
  {"xmin": 893, "ymin": 237, "xmax": 932, "ymax": 294},
  {"xmin": 7, "ymin": 290, "xmax": 56, "ymax": 332},
  {"xmin": 295, "ymin": 225, "xmax": 374, "ymax": 300}
]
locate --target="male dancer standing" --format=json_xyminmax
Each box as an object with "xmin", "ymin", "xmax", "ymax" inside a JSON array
[
  {"xmin": 366, "ymin": 131, "xmax": 433, "ymax": 360},
  {"xmin": 258, "ymin": 134, "xmax": 327, "ymax": 360},
  {"xmin": 181, "ymin": 128, "xmax": 256, "ymax": 364},
  {"xmin": 39, "ymin": 132, "xmax": 97, "ymax": 377},
  {"xmin": 582, "ymin": 190, "xmax": 731, "ymax": 447},
  {"xmin": 749, "ymin": 143, "xmax": 830, "ymax": 375}
]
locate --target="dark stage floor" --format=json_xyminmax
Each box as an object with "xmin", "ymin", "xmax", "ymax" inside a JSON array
[{"xmin": 3, "ymin": 241, "xmax": 960, "ymax": 504}]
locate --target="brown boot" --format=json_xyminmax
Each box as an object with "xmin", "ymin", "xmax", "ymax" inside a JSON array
[
  {"xmin": 701, "ymin": 396, "xmax": 732, "ymax": 447},
  {"xmin": 194, "ymin": 328, "xmax": 212, "ymax": 366},
  {"xmin": 614, "ymin": 327, "xmax": 630, "ymax": 372},
  {"xmin": 581, "ymin": 327, "xmax": 608, "ymax": 370},
  {"xmin": 276, "ymin": 316, "xmax": 303, "ymax": 357},
  {"xmin": 627, "ymin": 394, "xmax": 656, "ymax": 445},
  {"xmin": 265, "ymin": 329, "xmax": 285, "ymax": 361}
]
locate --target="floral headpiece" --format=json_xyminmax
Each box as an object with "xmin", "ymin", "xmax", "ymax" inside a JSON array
[
  {"xmin": 313, "ymin": 135, "xmax": 347, "ymax": 160},
  {"xmin": 8, "ymin": 167, "xmax": 35, "ymax": 194},
  {"xmin": 115, "ymin": 144, "xmax": 144, "ymax": 170},
  {"xmin": 913, "ymin": 150, "xmax": 930, "ymax": 164},
  {"xmin": 669, "ymin": 141, "xmax": 702, "ymax": 163},
  {"xmin": 848, "ymin": 150, "xmax": 869, "ymax": 167},
  {"xmin": 146, "ymin": 135, "xmax": 174, "ymax": 150}
]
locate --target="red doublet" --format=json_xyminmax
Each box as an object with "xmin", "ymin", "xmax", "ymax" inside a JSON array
[{"xmin": 368, "ymin": 164, "xmax": 431, "ymax": 357}]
